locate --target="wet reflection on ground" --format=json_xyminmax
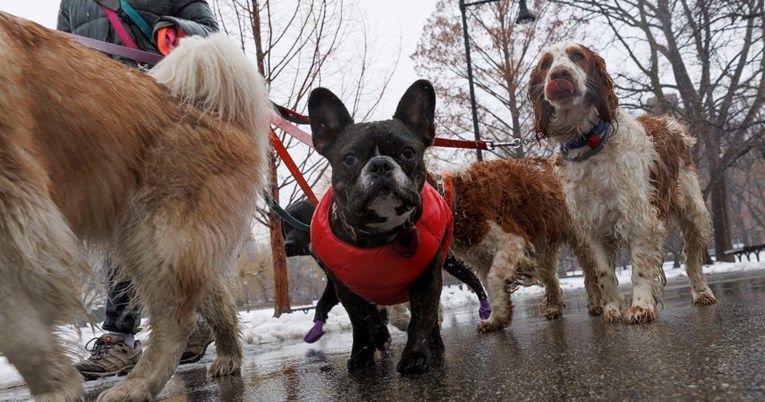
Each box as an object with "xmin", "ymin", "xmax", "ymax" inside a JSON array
[{"xmin": 62, "ymin": 269, "xmax": 765, "ymax": 401}]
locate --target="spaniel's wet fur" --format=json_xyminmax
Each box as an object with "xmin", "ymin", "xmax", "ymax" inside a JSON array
[
  {"xmin": 431, "ymin": 158, "xmax": 599, "ymax": 332},
  {"xmin": 528, "ymin": 42, "xmax": 717, "ymax": 324}
]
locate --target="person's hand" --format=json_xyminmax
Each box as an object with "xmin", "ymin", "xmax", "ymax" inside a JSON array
[{"xmin": 156, "ymin": 25, "xmax": 184, "ymax": 55}]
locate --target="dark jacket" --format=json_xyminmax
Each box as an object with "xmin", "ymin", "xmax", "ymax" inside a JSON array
[{"xmin": 58, "ymin": 0, "xmax": 218, "ymax": 65}]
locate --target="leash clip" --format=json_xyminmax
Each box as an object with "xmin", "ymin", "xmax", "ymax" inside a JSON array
[{"xmin": 488, "ymin": 138, "xmax": 523, "ymax": 150}]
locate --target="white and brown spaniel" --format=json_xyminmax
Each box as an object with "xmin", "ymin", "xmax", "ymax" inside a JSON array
[{"xmin": 528, "ymin": 42, "xmax": 717, "ymax": 324}]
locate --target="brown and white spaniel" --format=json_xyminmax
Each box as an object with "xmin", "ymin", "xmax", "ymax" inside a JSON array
[
  {"xmin": 528, "ymin": 42, "xmax": 717, "ymax": 324},
  {"xmin": 430, "ymin": 158, "xmax": 600, "ymax": 332}
]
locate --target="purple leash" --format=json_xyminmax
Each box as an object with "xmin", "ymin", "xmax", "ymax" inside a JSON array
[{"xmin": 60, "ymin": 32, "xmax": 163, "ymax": 66}]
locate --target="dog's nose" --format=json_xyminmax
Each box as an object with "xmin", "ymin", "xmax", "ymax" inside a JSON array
[
  {"xmin": 550, "ymin": 67, "xmax": 571, "ymax": 80},
  {"xmin": 549, "ymin": 68, "xmax": 571, "ymax": 80},
  {"xmin": 368, "ymin": 157, "xmax": 395, "ymax": 178}
]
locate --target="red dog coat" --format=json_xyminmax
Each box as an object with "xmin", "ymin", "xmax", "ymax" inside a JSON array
[{"xmin": 311, "ymin": 183, "xmax": 453, "ymax": 305}]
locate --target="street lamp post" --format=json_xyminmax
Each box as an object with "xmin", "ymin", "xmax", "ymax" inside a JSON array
[
  {"xmin": 458, "ymin": 0, "xmax": 484, "ymax": 161},
  {"xmin": 459, "ymin": 0, "xmax": 536, "ymax": 161}
]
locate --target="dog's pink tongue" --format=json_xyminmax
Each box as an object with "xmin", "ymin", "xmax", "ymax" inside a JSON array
[
  {"xmin": 546, "ymin": 79, "xmax": 574, "ymax": 98},
  {"xmin": 394, "ymin": 227, "xmax": 420, "ymax": 258}
]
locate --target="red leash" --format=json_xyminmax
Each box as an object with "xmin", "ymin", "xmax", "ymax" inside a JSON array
[
  {"xmin": 271, "ymin": 108, "xmax": 520, "ymax": 151},
  {"xmin": 269, "ymin": 129, "xmax": 319, "ymax": 206}
]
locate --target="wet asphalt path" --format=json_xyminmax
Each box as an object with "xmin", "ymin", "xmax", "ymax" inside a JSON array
[{"xmin": 7, "ymin": 269, "xmax": 765, "ymax": 401}]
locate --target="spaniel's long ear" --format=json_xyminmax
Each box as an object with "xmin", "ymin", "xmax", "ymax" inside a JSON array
[
  {"xmin": 528, "ymin": 67, "xmax": 554, "ymax": 137},
  {"xmin": 586, "ymin": 48, "xmax": 618, "ymax": 123}
]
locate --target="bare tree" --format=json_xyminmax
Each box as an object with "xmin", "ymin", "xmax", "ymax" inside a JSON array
[
  {"xmin": 413, "ymin": 0, "xmax": 589, "ymax": 162},
  {"xmin": 552, "ymin": 0, "xmax": 765, "ymax": 261},
  {"xmin": 728, "ymin": 150, "xmax": 765, "ymax": 246},
  {"xmin": 211, "ymin": 0, "xmax": 397, "ymax": 315}
]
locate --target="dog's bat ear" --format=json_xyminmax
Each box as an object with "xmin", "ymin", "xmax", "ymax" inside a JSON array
[
  {"xmin": 308, "ymin": 87, "xmax": 353, "ymax": 156},
  {"xmin": 393, "ymin": 79, "xmax": 436, "ymax": 147}
]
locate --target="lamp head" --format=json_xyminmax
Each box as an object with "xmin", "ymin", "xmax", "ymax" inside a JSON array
[{"xmin": 516, "ymin": 0, "xmax": 536, "ymax": 24}]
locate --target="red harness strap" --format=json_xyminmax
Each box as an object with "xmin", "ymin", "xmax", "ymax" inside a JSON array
[
  {"xmin": 311, "ymin": 183, "xmax": 453, "ymax": 305},
  {"xmin": 100, "ymin": 5, "xmax": 139, "ymax": 50},
  {"xmin": 269, "ymin": 129, "xmax": 319, "ymax": 206}
]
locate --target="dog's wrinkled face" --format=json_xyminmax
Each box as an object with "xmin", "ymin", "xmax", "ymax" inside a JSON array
[{"xmin": 308, "ymin": 80, "xmax": 436, "ymax": 234}]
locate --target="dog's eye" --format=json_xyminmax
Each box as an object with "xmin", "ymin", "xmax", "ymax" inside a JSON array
[
  {"xmin": 571, "ymin": 52, "xmax": 584, "ymax": 61},
  {"xmin": 342, "ymin": 153, "xmax": 357, "ymax": 166},
  {"xmin": 541, "ymin": 60, "xmax": 551, "ymax": 70},
  {"xmin": 400, "ymin": 147, "xmax": 416, "ymax": 160}
]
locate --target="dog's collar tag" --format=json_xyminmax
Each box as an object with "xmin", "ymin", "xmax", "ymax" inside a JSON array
[
  {"xmin": 561, "ymin": 120, "xmax": 611, "ymax": 162},
  {"xmin": 394, "ymin": 226, "xmax": 420, "ymax": 258}
]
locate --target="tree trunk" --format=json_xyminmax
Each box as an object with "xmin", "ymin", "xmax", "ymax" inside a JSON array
[
  {"xmin": 268, "ymin": 152, "xmax": 291, "ymax": 317},
  {"xmin": 249, "ymin": 0, "xmax": 291, "ymax": 317},
  {"xmin": 670, "ymin": 249, "xmax": 681, "ymax": 269},
  {"xmin": 710, "ymin": 174, "xmax": 734, "ymax": 262}
]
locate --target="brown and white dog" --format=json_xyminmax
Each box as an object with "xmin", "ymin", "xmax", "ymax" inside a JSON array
[
  {"xmin": 431, "ymin": 158, "xmax": 598, "ymax": 333},
  {"xmin": 0, "ymin": 12, "xmax": 272, "ymax": 402},
  {"xmin": 528, "ymin": 42, "xmax": 717, "ymax": 324}
]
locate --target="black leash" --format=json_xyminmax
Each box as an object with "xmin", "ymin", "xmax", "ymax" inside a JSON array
[{"xmin": 264, "ymin": 195, "xmax": 311, "ymax": 232}]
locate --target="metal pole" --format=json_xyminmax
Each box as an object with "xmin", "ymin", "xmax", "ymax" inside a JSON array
[{"xmin": 459, "ymin": 0, "xmax": 483, "ymax": 161}]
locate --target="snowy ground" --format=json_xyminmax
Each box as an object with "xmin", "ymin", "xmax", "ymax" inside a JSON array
[{"xmin": 1, "ymin": 259, "xmax": 763, "ymax": 391}]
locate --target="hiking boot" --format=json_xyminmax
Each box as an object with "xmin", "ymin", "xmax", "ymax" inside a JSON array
[
  {"xmin": 75, "ymin": 334, "xmax": 141, "ymax": 381},
  {"xmin": 180, "ymin": 320, "xmax": 214, "ymax": 364}
]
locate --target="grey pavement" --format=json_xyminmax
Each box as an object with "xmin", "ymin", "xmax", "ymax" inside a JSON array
[{"xmin": 5, "ymin": 268, "xmax": 765, "ymax": 401}]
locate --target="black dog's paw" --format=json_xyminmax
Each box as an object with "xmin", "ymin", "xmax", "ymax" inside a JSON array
[
  {"xmin": 429, "ymin": 333, "xmax": 444, "ymax": 351},
  {"xmin": 396, "ymin": 351, "xmax": 429, "ymax": 374},
  {"xmin": 372, "ymin": 324, "xmax": 392, "ymax": 351},
  {"xmin": 347, "ymin": 348, "xmax": 375, "ymax": 370},
  {"xmin": 374, "ymin": 333, "xmax": 392, "ymax": 352}
]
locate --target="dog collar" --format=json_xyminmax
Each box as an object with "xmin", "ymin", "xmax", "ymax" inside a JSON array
[
  {"xmin": 560, "ymin": 120, "xmax": 610, "ymax": 162},
  {"xmin": 330, "ymin": 201, "xmax": 418, "ymax": 248}
]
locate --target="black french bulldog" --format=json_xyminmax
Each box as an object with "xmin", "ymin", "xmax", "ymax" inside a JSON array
[
  {"xmin": 308, "ymin": 80, "xmax": 450, "ymax": 374},
  {"xmin": 281, "ymin": 199, "xmax": 491, "ymax": 345}
]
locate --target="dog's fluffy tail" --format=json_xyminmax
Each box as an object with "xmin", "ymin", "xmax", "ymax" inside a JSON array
[{"xmin": 149, "ymin": 32, "xmax": 273, "ymax": 167}]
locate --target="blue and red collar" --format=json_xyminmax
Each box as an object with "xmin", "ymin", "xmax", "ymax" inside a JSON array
[{"xmin": 560, "ymin": 120, "xmax": 610, "ymax": 161}]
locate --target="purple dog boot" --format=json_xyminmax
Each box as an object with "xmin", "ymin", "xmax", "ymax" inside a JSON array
[
  {"xmin": 479, "ymin": 299, "xmax": 492, "ymax": 320},
  {"xmin": 304, "ymin": 320, "xmax": 325, "ymax": 343}
]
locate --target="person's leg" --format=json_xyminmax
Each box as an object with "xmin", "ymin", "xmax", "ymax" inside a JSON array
[
  {"xmin": 76, "ymin": 259, "xmax": 143, "ymax": 380},
  {"xmin": 101, "ymin": 260, "xmax": 141, "ymax": 343},
  {"xmin": 180, "ymin": 316, "xmax": 215, "ymax": 365}
]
